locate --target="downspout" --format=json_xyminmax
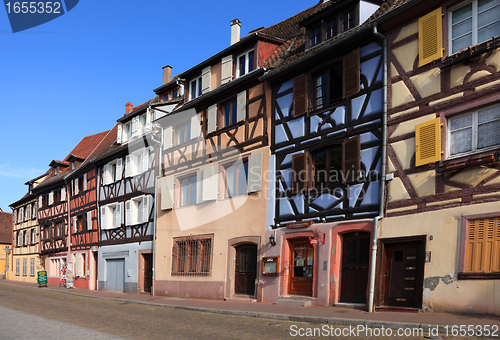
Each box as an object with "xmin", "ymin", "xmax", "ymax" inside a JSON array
[
  {"xmin": 368, "ymin": 23, "xmax": 388, "ymax": 313},
  {"xmin": 150, "ymin": 107, "xmax": 162, "ymax": 296}
]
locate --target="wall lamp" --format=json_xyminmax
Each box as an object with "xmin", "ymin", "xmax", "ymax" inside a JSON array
[{"xmin": 269, "ymin": 234, "xmax": 276, "ymax": 247}]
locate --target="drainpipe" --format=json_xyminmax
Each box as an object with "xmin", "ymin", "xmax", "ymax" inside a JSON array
[
  {"xmin": 367, "ymin": 23, "xmax": 388, "ymax": 313},
  {"xmin": 150, "ymin": 112, "xmax": 162, "ymax": 296}
]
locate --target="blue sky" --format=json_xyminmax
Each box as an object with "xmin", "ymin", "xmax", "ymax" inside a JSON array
[{"xmin": 0, "ymin": 0, "xmax": 317, "ymax": 212}]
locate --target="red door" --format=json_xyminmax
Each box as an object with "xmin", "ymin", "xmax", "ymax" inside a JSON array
[{"xmin": 289, "ymin": 239, "xmax": 314, "ymax": 296}]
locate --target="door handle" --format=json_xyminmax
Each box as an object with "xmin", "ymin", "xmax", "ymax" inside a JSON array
[{"xmin": 385, "ymin": 271, "xmax": 389, "ymax": 276}]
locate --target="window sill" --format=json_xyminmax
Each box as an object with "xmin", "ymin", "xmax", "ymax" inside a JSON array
[
  {"xmin": 437, "ymin": 148, "xmax": 500, "ymax": 173},
  {"xmin": 440, "ymin": 37, "xmax": 500, "ymax": 69},
  {"xmin": 458, "ymin": 272, "xmax": 500, "ymax": 280}
]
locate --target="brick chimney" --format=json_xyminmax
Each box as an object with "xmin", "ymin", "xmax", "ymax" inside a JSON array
[
  {"xmin": 231, "ymin": 19, "xmax": 241, "ymax": 45},
  {"xmin": 125, "ymin": 102, "xmax": 134, "ymax": 115},
  {"xmin": 162, "ymin": 65, "xmax": 172, "ymax": 85}
]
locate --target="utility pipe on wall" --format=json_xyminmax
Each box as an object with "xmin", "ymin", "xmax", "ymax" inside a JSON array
[{"xmin": 368, "ymin": 23, "xmax": 388, "ymax": 313}]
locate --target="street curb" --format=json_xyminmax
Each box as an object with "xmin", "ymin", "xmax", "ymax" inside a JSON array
[{"xmin": 1, "ymin": 282, "xmax": 498, "ymax": 339}]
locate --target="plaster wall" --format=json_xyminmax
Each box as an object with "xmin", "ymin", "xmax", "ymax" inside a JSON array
[{"xmin": 380, "ymin": 201, "xmax": 500, "ymax": 315}]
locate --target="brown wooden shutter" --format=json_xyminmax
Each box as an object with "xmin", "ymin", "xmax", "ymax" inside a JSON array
[
  {"xmin": 415, "ymin": 118, "xmax": 441, "ymax": 166},
  {"xmin": 293, "ymin": 75, "xmax": 307, "ymax": 117},
  {"xmin": 342, "ymin": 135, "xmax": 361, "ymax": 183},
  {"xmin": 418, "ymin": 8, "xmax": 443, "ymax": 67},
  {"xmin": 291, "ymin": 153, "xmax": 308, "ymax": 193},
  {"xmin": 343, "ymin": 48, "xmax": 360, "ymax": 98}
]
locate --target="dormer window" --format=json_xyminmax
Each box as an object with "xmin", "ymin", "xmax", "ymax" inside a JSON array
[
  {"xmin": 54, "ymin": 167, "xmax": 58, "ymax": 175},
  {"xmin": 237, "ymin": 50, "xmax": 255, "ymax": 77},
  {"xmin": 190, "ymin": 77, "xmax": 202, "ymax": 100},
  {"xmin": 71, "ymin": 162, "xmax": 75, "ymax": 170},
  {"xmin": 307, "ymin": 5, "xmax": 358, "ymax": 49}
]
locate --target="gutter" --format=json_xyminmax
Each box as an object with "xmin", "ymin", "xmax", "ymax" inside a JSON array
[{"xmin": 367, "ymin": 23, "xmax": 388, "ymax": 313}]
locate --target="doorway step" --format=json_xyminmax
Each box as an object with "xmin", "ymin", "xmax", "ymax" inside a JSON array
[
  {"xmin": 375, "ymin": 306, "xmax": 420, "ymax": 313},
  {"xmin": 334, "ymin": 302, "xmax": 366, "ymax": 310},
  {"xmin": 275, "ymin": 295, "xmax": 312, "ymax": 307},
  {"xmin": 225, "ymin": 295, "xmax": 256, "ymax": 302}
]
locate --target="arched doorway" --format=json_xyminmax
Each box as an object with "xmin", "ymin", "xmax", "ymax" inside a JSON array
[
  {"xmin": 340, "ymin": 231, "xmax": 370, "ymax": 303},
  {"xmin": 234, "ymin": 244, "xmax": 257, "ymax": 295}
]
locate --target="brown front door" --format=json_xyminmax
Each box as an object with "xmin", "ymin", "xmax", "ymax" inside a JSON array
[
  {"xmin": 289, "ymin": 240, "xmax": 314, "ymax": 296},
  {"xmin": 143, "ymin": 254, "xmax": 153, "ymax": 293},
  {"xmin": 235, "ymin": 244, "xmax": 257, "ymax": 295},
  {"xmin": 383, "ymin": 241, "xmax": 424, "ymax": 308},
  {"xmin": 341, "ymin": 232, "xmax": 370, "ymax": 303}
]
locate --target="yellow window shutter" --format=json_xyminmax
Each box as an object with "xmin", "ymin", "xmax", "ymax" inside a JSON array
[
  {"xmin": 415, "ymin": 117, "xmax": 441, "ymax": 166},
  {"xmin": 418, "ymin": 8, "xmax": 443, "ymax": 67}
]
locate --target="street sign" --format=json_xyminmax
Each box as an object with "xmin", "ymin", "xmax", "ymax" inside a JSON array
[
  {"xmin": 310, "ymin": 238, "xmax": 318, "ymax": 245},
  {"xmin": 37, "ymin": 271, "xmax": 47, "ymax": 287}
]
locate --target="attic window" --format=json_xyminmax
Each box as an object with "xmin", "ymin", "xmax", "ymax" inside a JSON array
[
  {"xmin": 54, "ymin": 167, "xmax": 58, "ymax": 175},
  {"xmin": 72, "ymin": 162, "xmax": 75, "ymax": 170},
  {"xmin": 306, "ymin": 5, "xmax": 358, "ymax": 49}
]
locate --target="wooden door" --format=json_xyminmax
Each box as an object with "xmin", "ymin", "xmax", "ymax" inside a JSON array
[
  {"xmin": 340, "ymin": 232, "xmax": 370, "ymax": 303},
  {"xmin": 143, "ymin": 254, "xmax": 153, "ymax": 293},
  {"xmin": 93, "ymin": 252, "xmax": 98, "ymax": 290},
  {"xmin": 235, "ymin": 244, "xmax": 257, "ymax": 295},
  {"xmin": 289, "ymin": 240, "xmax": 314, "ymax": 296},
  {"xmin": 383, "ymin": 241, "xmax": 423, "ymax": 308}
]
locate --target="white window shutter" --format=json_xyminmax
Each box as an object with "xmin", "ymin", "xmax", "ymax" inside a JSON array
[
  {"xmin": 132, "ymin": 117, "xmax": 138, "ymax": 137},
  {"xmin": 202, "ymin": 164, "xmax": 219, "ymax": 201},
  {"xmin": 125, "ymin": 155, "xmax": 131, "ymax": 178},
  {"xmin": 191, "ymin": 114, "xmax": 201, "ymax": 139},
  {"xmin": 146, "ymin": 109, "xmax": 152, "ymax": 131},
  {"xmin": 49, "ymin": 192, "xmax": 54, "ymax": 206},
  {"xmin": 61, "ymin": 187, "xmax": 66, "ymax": 201},
  {"xmin": 207, "ymin": 104, "xmax": 217, "ymax": 134},
  {"xmin": 32, "ymin": 204, "xmax": 36, "ymax": 219},
  {"xmin": 125, "ymin": 201, "xmax": 131, "ymax": 226},
  {"xmin": 142, "ymin": 149, "xmax": 149, "ymax": 172},
  {"xmin": 161, "ymin": 177, "xmax": 174, "ymax": 210},
  {"xmin": 237, "ymin": 90, "xmax": 246, "ymax": 122},
  {"xmin": 83, "ymin": 173, "xmax": 87, "ymax": 191},
  {"xmin": 221, "ymin": 55, "xmax": 233, "ymax": 85},
  {"xmin": 75, "ymin": 178, "xmax": 79, "ymax": 195},
  {"xmin": 86, "ymin": 211, "xmax": 92, "ymax": 230},
  {"xmin": 120, "ymin": 202, "xmax": 124, "ymax": 224},
  {"xmin": 100, "ymin": 206, "xmax": 106, "ymax": 230},
  {"xmin": 142, "ymin": 196, "xmax": 149, "ymax": 223},
  {"xmin": 138, "ymin": 115, "xmax": 144, "ymax": 135},
  {"xmin": 247, "ymin": 152, "xmax": 263, "ymax": 193},
  {"xmin": 202, "ymin": 66, "xmax": 212, "ymax": 94},
  {"xmin": 196, "ymin": 169, "xmax": 203, "ymax": 204},
  {"xmin": 117, "ymin": 124, "xmax": 122, "ymax": 144},
  {"xmin": 116, "ymin": 158, "xmax": 123, "ymax": 181},
  {"xmin": 38, "ymin": 196, "xmax": 42, "ymax": 208},
  {"xmin": 115, "ymin": 203, "xmax": 121, "ymax": 228},
  {"xmin": 164, "ymin": 127, "xmax": 173, "ymax": 150},
  {"xmin": 72, "ymin": 216, "xmax": 77, "ymax": 233},
  {"xmin": 103, "ymin": 164, "xmax": 109, "ymax": 185}
]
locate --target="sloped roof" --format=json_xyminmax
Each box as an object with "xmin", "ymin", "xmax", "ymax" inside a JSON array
[
  {"xmin": 34, "ymin": 130, "xmax": 109, "ymax": 192},
  {"xmin": 0, "ymin": 212, "xmax": 12, "ymax": 245},
  {"xmin": 262, "ymin": 0, "xmax": 411, "ymax": 75},
  {"xmin": 118, "ymin": 98, "xmax": 155, "ymax": 122}
]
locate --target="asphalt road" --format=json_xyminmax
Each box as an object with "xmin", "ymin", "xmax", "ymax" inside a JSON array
[{"xmin": 0, "ymin": 284, "xmax": 485, "ymax": 339}]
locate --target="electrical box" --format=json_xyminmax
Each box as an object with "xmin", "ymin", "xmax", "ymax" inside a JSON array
[{"xmin": 262, "ymin": 256, "xmax": 280, "ymax": 276}]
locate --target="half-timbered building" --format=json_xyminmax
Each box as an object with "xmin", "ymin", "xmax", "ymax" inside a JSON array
[
  {"xmin": 375, "ymin": 0, "xmax": 500, "ymax": 315},
  {"xmin": 260, "ymin": 0, "xmax": 389, "ymax": 307},
  {"xmin": 9, "ymin": 174, "xmax": 46, "ymax": 282},
  {"xmin": 34, "ymin": 132, "xmax": 109, "ymax": 286},
  {"xmin": 95, "ymin": 103, "xmax": 159, "ymax": 294},
  {"xmin": 65, "ymin": 128, "xmax": 115, "ymax": 290},
  {"xmin": 154, "ymin": 18, "xmax": 280, "ymax": 300}
]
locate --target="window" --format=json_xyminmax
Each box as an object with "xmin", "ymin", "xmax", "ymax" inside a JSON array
[
  {"xmin": 326, "ymin": 18, "xmax": 338, "ymax": 39},
  {"xmin": 43, "ymin": 225, "xmax": 51, "ymax": 240},
  {"xmin": 25, "ymin": 205, "xmax": 31, "ymax": 221},
  {"xmin": 30, "ymin": 259, "xmax": 35, "ymax": 277},
  {"xmin": 310, "ymin": 25, "xmax": 322, "ymax": 47},
  {"xmin": 101, "ymin": 203, "xmax": 123, "ymax": 230},
  {"xmin": 15, "ymin": 259, "xmax": 19, "ymax": 276},
  {"xmin": 16, "ymin": 232, "xmax": 22, "ymax": 247},
  {"xmin": 448, "ymin": 104, "xmax": 500, "ymax": 157},
  {"xmin": 291, "ymin": 137, "xmax": 360, "ymax": 193},
  {"xmin": 224, "ymin": 160, "xmax": 248, "ymax": 197},
  {"xmin": 236, "ymin": 50, "xmax": 255, "ymax": 77},
  {"xmin": 53, "ymin": 189, "xmax": 61, "ymax": 204},
  {"xmin": 23, "ymin": 230, "xmax": 28, "ymax": 246},
  {"xmin": 127, "ymin": 148, "xmax": 149, "ymax": 177},
  {"xmin": 55, "ymin": 222, "xmax": 64, "ymax": 237},
  {"xmin": 172, "ymin": 235, "xmax": 213, "ymax": 276},
  {"xmin": 450, "ymin": 0, "xmax": 500, "ymax": 55},
  {"xmin": 17, "ymin": 207, "xmax": 23, "ymax": 223},
  {"xmin": 163, "ymin": 94, "xmax": 169, "ymax": 101},
  {"xmin": 32, "ymin": 203, "xmax": 36, "ymax": 219},
  {"xmin": 460, "ymin": 214, "xmax": 500, "ymax": 278},
  {"xmin": 313, "ymin": 62, "xmax": 343, "ymax": 110},
  {"xmin": 104, "ymin": 159, "xmax": 122, "ymax": 184},
  {"xmin": 30, "ymin": 228, "xmax": 36, "ymax": 245},
  {"xmin": 22, "ymin": 259, "xmax": 27, "ymax": 276},
  {"xmin": 190, "ymin": 77, "xmax": 202, "ymax": 100},
  {"xmin": 221, "ymin": 99, "xmax": 237, "ymax": 128},
  {"xmin": 306, "ymin": 7, "xmax": 357, "ymax": 49},
  {"xmin": 180, "ymin": 175, "xmax": 197, "ymax": 206},
  {"xmin": 172, "ymin": 89, "xmax": 178, "ymax": 99},
  {"xmin": 77, "ymin": 214, "xmax": 87, "ymax": 232},
  {"xmin": 123, "ymin": 122, "xmax": 131, "ymax": 142},
  {"xmin": 129, "ymin": 196, "xmax": 150, "ymax": 225},
  {"xmin": 342, "ymin": 8, "xmax": 356, "ymax": 31},
  {"xmin": 175, "ymin": 121, "xmax": 191, "ymax": 145}
]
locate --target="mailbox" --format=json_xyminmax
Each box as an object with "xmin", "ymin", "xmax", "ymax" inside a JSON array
[{"xmin": 262, "ymin": 256, "xmax": 280, "ymax": 275}]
